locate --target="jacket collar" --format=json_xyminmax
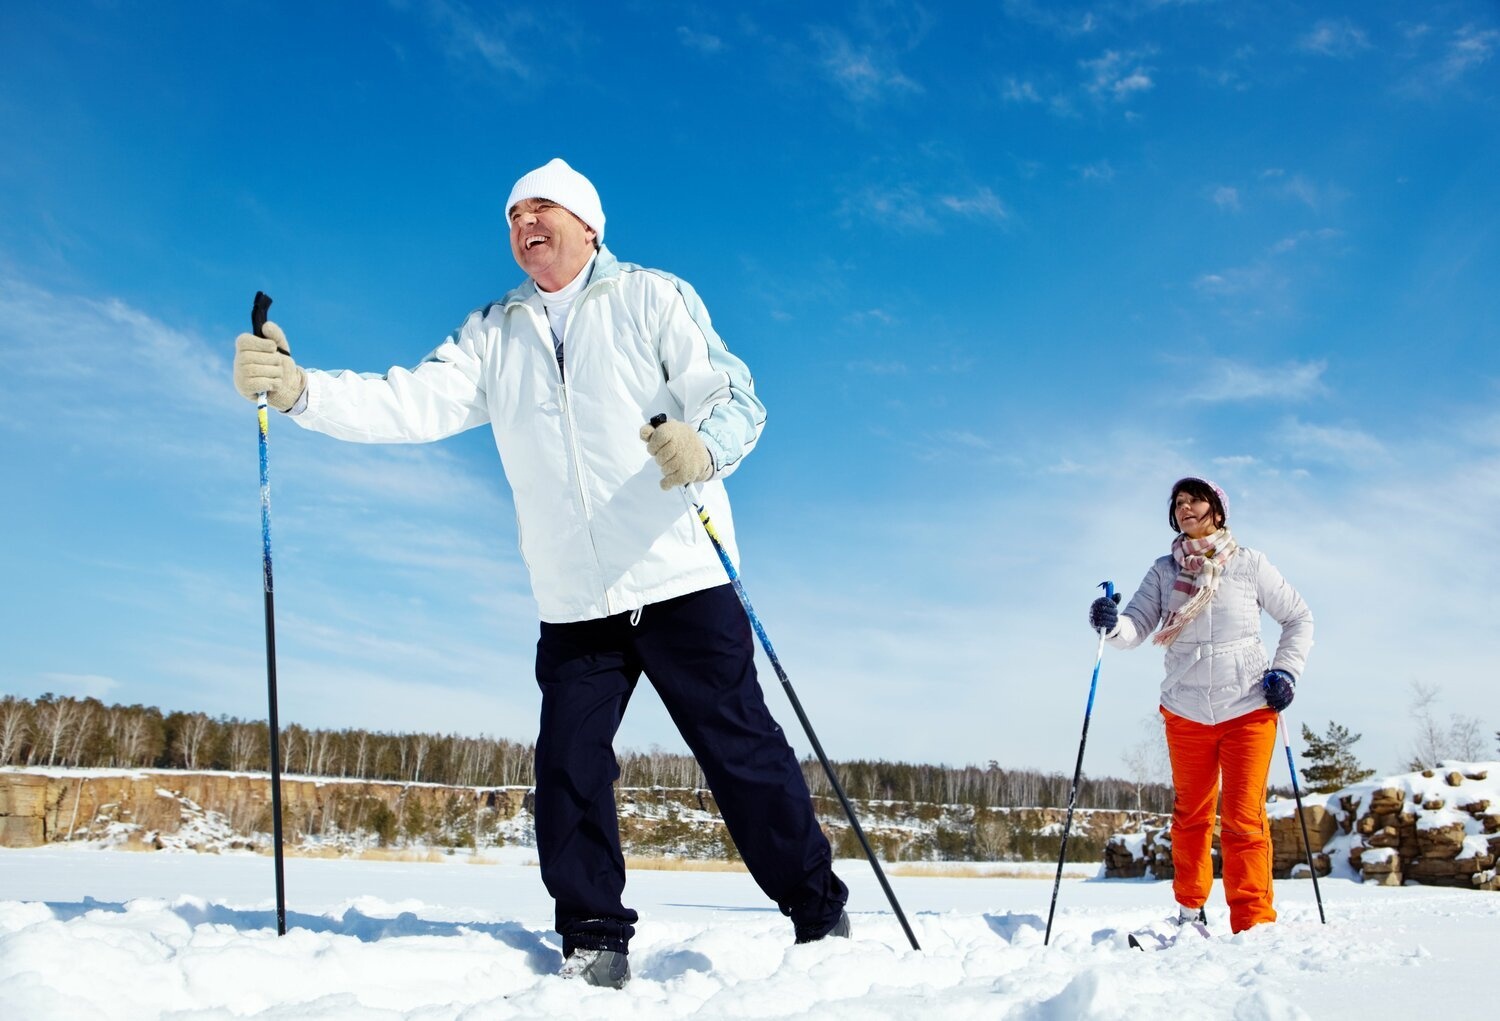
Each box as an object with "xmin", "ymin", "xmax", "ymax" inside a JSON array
[{"xmin": 502, "ymin": 245, "xmax": 619, "ymax": 311}]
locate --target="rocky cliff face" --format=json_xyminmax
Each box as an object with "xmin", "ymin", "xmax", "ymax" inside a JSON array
[
  {"xmin": 0, "ymin": 768, "xmax": 1154, "ymax": 863},
  {"xmin": 0, "ymin": 770, "xmax": 529, "ymax": 852}
]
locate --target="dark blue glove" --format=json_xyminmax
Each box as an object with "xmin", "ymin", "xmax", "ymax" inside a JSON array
[
  {"xmin": 1262, "ymin": 669, "xmax": 1295, "ymax": 712},
  {"xmin": 1088, "ymin": 592, "xmax": 1121, "ymax": 633}
]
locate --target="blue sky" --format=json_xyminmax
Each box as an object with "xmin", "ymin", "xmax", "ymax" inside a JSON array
[{"xmin": 2, "ymin": 1, "xmax": 1497, "ymax": 778}]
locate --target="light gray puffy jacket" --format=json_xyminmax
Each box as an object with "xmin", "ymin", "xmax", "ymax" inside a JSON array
[{"xmin": 1107, "ymin": 547, "xmax": 1313, "ymax": 726}]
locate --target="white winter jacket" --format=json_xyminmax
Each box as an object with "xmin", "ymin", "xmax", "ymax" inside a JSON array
[
  {"xmin": 1107, "ymin": 547, "xmax": 1313, "ymax": 726},
  {"xmin": 290, "ymin": 247, "xmax": 766, "ymax": 623}
]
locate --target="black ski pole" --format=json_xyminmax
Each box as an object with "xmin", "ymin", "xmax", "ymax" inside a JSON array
[
  {"xmin": 1278, "ymin": 713, "xmax": 1327, "ymax": 924},
  {"xmin": 650, "ymin": 415, "xmax": 920, "ymax": 951},
  {"xmin": 1044, "ymin": 580, "xmax": 1113, "ymax": 946},
  {"xmin": 252, "ymin": 291, "xmax": 288, "ymax": 936}
]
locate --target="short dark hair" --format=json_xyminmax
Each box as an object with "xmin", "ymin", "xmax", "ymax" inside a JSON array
[{"xmin": 1169, "ymin": 478, "xmax": 1226, "ymax": 532}]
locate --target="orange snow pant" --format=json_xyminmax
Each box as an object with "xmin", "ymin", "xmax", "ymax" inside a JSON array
[{"xmin": 1162, "ymin": 706, "xmax": 1279, "ymax": 933}]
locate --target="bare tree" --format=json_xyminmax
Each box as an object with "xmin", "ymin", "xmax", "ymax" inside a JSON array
[
  {"xmin": 227, "ymin": 723, "xmax": 260, "ymax": 772},
  {"xmin": 1121, "ymin": 714, "xmax": 1171, "ymax": 824},
  {"xmin": 176, "ymin": 713, "xmax": 213, "ymax": 770},
  {"xmin": 1448, "ymin": 714, "xmax": 1485, "ymax": 761},
  {"xmin": 1406, "ymin": 680, "xmax": 1487, "ymax": 768},
  {"xmin": 0, "ymin": 696, "xmax": 29, "ymax": 764},
  {"xmin": 28, "ymin": 696, "xmax": 79, "ymax": 767},
  {"xmin": 409, "ymin": 733, "xmax": 431, "ymax": 782},
  {"xmin": 64, "ymin": 700, "xmax": 98, "ymax": 766}
]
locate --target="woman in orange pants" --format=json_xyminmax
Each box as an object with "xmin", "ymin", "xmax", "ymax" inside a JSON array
[{"xmin": 1089, "ymin": 478, "xmax": 1313, "ymax": 934}]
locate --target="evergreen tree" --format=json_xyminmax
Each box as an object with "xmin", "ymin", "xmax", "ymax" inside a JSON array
[{"xmin": 1300, "ymin": 721, "xmax": 1376, "ymax": 793}]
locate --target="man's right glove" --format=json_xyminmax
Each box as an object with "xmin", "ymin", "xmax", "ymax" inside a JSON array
[
  {"xmin": 234, "ymin": 321, "xmax": 306, "ymax": 412},
  {"xmin": 1088, "ymin": 592, "xmax": 1121, "ymax": 633}
]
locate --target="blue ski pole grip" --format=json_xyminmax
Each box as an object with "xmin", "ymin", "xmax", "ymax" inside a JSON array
[
  {"xmin": 252, "ymin": 291, "xmax": 272, "ymax": 339},
  {"xmin": 1100, "ymin": 580, "xmax": 1115, "ymax": 600}
]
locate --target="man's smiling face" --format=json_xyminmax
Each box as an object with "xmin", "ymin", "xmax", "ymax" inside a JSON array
[{"xmin": 508, "ymin": 197, "xmax": 598, "ymax": 291}]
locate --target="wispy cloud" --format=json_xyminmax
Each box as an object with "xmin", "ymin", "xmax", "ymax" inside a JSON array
[
  {"xmin": 1080, "ymin": 160, "xmax": 1116, "ymax": 183},
  {"xmin": 1296, "ymin": 18, "xmax": 1372, "ymax": 59},
  {"xmin": 37, "ymin": 673, "xmax": 120, "ymax": 699},
  {"xmin": 1276, "ymin": 417, "xmax": 1387, "ymax": 466},
  {"xmin": 810, "ymin": 26, "xmax": 922, "ymax": 103},
  {"xmin": 677, "ymin": 26, "xmax": 725, "ymax": 55},
  {"xmin": 1211, "ymin": 185, "xmax": 1241, "ymax": 211},
  {"xmin": 1396, "ymin": 22, "xmax": 1499, "ymax": 95},
  {"xmin": 1441, "ymin": 24, "xmax": 1499, "ymax": 80},
  {"xmin": 1000, "ymin": 76, "xmax": 1043, "ymax": 104},
  {"xmin": 843, "ymin": 181, "xmax": 1010, "ymax": 232},
  {"xmin": 1268, "ymin": 228, "xmax": 1342, "ymax": 254},
  {"xmin": 939, "ymin": 187, "xmax": 1009, "ymax": 222},
  {"xmin": 1191, "ymin": 225, "xmax": 1342, "ymax": 318},
  {"xmin": 1081, "ymin": 49, "xmax": 1156, "ymax": 101},
  {"xmin": 1186, "ymin": 359, "xmax": 1328, "ymax": 403},
  {"xmin": 421, "ymin": 0, "xmax": 533, "ymax": 79},
  {"xmin": 846, "ymin": 357, "xmax": 907, "ymax": 375}
]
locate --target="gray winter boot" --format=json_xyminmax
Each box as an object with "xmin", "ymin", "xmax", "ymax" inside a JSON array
[
  {"xmin": 796, "ymin": 910, "xmax": 852, "ymax": 943},
  {"xmin": 1175, "ymin": 905, "xmax": 1207, "ymax": 927},
  {"xmin": 559, "ymin": 948, "xmax": 630, "ymax": 989}
]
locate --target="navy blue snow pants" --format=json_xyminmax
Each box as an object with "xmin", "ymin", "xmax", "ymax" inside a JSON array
[{"xmin": 533, "ymin": 583, "xmax": 848, "ymax": 956}]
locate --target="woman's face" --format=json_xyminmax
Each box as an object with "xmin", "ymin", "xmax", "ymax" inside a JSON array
[{"xmin": 1174, "ymin": 492, "xmax": 1220, "ymax": 539}]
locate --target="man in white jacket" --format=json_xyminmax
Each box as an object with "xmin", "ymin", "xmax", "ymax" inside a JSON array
[{"xmin": 233, "ymin": 159, "xmax": 849, "ymax": 987}]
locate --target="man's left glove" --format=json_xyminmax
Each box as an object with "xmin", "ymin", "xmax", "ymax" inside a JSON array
[
  {"xmin": 1262, "ymin": 669, "xmax": 1296, "ymax": 712},
  {"xmin": 639, "ymin": 418, "xmax": 714, "ymax": 490}
]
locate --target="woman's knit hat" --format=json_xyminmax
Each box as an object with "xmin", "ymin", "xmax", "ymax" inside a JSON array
[
  {"xmin": 1169, "ymin": 477, "xmax": 1229, "ymax": 532},
  {"xmin": 505, "ymin": 158, "xmax": 606, "ymax": 242}
]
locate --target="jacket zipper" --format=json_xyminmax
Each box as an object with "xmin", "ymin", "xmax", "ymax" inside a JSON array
[{"xmin": 535, "ymin": 303, "xmax": 612, "ymax": 616}]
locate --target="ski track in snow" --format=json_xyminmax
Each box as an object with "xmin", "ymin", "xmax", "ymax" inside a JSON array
[{"xmin": 1, "ymin": 847, "xmax": 1496, "ymax": 1020}]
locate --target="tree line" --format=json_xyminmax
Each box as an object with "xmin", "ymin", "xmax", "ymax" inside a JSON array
[{"xmin": 0, "ymin": 693, "xmax": 1174, "ymax": 812}]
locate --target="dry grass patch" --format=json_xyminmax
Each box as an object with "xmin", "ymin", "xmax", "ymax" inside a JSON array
[
  {"xmin": 623, "ymin": 855, "xmax": 748, "ymax": 873},
  {"xmin": 354, "ymin": 847, "xmax": 447, "ymax": 864},
  {"xmin": 885, "ymin": 863, "xmax": 1092, "ymax": 880}
]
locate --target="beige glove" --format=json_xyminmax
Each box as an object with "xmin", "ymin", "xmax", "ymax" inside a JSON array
[
  {"xmin": 233, "ymin": 321, "xmax": 306, "ymax": 412},
  {"xmin": 640, "ymin": 418, "xmax": 714, "ymax": 490}
]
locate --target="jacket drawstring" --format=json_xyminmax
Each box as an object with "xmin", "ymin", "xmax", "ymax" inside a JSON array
[{"xmin": 629, "ymin": 606, "xmax": 643, "ymax": 627}]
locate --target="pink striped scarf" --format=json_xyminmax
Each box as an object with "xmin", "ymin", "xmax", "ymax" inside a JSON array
[{"xmin": 1153, "ymin": 527, "xmax": 1239, "ymax": 647}]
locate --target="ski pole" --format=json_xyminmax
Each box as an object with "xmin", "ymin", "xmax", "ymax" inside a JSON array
[
  {"xmin": 1278, "ymin": 712, "xmax": 1327, "ymax": 924},
  {"xmin": 252, "ymin": 290, "xmax": 288, "ymax": 937},
  {"xmin": 650, "ymin": 415, "xmax": 920, "ymax": 951},
  {"xmin": 1044, "ymin": 580, "xmax": 1113, "ymax": 946}
]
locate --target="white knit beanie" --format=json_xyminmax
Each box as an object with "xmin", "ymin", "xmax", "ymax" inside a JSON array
[{"xmin": 505, "ymin": 158, "xmax": 606, "ymax": 243}]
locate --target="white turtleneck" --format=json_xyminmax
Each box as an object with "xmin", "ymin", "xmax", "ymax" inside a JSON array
[{"xmin": 534, "ymin": 252, "xmax": 598, "ymax": 375}]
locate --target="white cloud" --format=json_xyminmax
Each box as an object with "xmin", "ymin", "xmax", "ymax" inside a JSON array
[
  {"xmin": 1396, "ymin": 23, "xmax": 1498, "ymax": 95},
  {"xmin": 847, "ymin": 358, "xmax": 906, "ymax": 375},
  {"xmin": 845, "ymin": 182, "xmax": 1009, "ymax": 233},
  {"xmin": 1081, "ymin": 50, "xmax": 1156, "ymax": 101},
  {"xmin": 1440, "ymin": 24, "xmax": 1498, "ymax": 81},
  {"xmin": 35, "ymin": 674, "xmax": 121, "ymax": 700},
  {"xmin": 423, "ymin": 0, "xmax": 532, "ymax": 79},
  {"xmin": 1186, "ymin": 359, "xmax": 1328, "ymax": 403},
  {"xmin": 811, "ymin": 27, "xmax": 922, "ymax": 103},
  {"xmin": 1212, "ymin": 186, "xmax": 1241, "ymax": 211},
  {"xmin": 1268, "ymin": 228, "xmax": 1342, "ymax": 254},
  {"xmin": 1080, "ymin": 160, "xmax": 1116, "ymax": 182},
  {"xmin": 1000, "ymin": 77, "xmax": 1043, "ymax": 104},
  {"xmin": 1297, "ymin": 18, "xmax": 1372, "ymax": 58},
  {"xmin": 843, "ymin": 183, "xmax": 938, "ymax": 231},
  {"xmin": 677, "ymin": 26, "xmax": 724, "ymax": 55},
  {"xmin": 1276, "ymin": 417, "xmax": 1388, "ymax": 466},
  {"xmin": 939, "ymin": 187, "xmax": 1009, "ymax": 222}
]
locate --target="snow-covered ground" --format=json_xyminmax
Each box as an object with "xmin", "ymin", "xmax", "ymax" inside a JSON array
[{"xmin": 3, "ymin": 846, "xmax": 1497, "ymax": 1019}]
